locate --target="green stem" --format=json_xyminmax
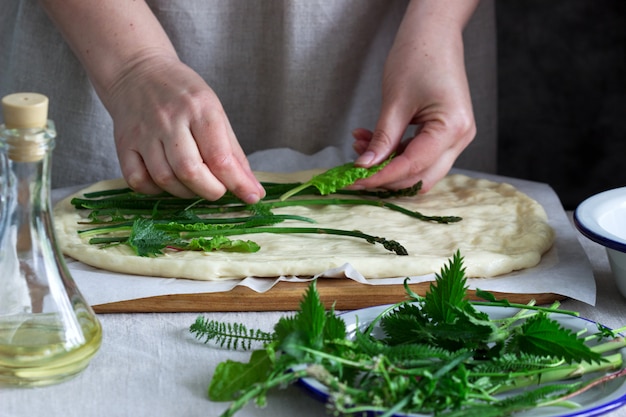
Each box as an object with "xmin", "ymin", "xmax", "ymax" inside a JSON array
[
  {"xmin": 89, "ymin": 226, "xmax": 408, "ymax": 255},
  {"xmin": 266, "ymin": 198, "xmax": 461, "ymax": 224},
  {"xmin": 181, "ymin": 227, "xmax": 408, "ymax": 255},
  {"xmin": 78, "ymin": 214, "xmax": 316, "ymax": 237},
  {"xmin": 74, "ymin": 192, "xmax": 459, "ymax": 224},
  {"xmin": 278, "ymin": 182, "xmax": 310, "ymax": 201},
  {"xmin": 590, "ymin": 337, "xmax": 626, "ymax": 354},
  {"xmin": 541, "ymin": 367, "xmax": 626, "ymax": 407},
  {"xmin": 83, "ymin": 187, "xmax": 134, "ymax": 198},
  {"xmin": 471, "ymin": 301, "xmax": 580, "ymax": 318},
  {"xmin": 495, "ymin": 352, "xmax": 623, "ymax": 394}
]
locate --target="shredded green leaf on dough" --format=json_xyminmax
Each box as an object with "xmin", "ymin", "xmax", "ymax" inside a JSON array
[{"xmin": 279, "ymin": 156, "xmax": 393, "ymax": 201}]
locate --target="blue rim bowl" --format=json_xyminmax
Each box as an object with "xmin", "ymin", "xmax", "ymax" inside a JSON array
[
  {"xmin": 574, "ymin": 187, "xmax": 626, "ymax": 298},
  {"xmin": 574, "ymin": 187, "xmax": 626, "ymax": 253}
]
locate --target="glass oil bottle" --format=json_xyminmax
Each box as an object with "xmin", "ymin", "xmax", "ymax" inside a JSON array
[{"xmin": 0, "ymin": 92, "xmax": 102, "ymax": 386}]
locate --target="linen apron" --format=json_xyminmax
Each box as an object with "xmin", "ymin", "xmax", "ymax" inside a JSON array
[{"xmin": 0, "ymin": 0, "xmax": 496, "ymax": 189}]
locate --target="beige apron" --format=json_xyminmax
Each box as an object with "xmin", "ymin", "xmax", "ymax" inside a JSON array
[{"xmin": 0, "ymin": 0, "xmax": 496, "ymax": 188}]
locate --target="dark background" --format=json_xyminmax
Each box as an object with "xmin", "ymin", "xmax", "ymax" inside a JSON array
[{"xmin": 495, "ymin": 1, "xmax": 625, "ymax": 210}]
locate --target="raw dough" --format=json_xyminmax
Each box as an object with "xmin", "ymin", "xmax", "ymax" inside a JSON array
[{"xmin": 53, "ymin": 172, "xmax": 555, "ymax": 280}]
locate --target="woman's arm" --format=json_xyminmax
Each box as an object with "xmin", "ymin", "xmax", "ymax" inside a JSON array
[
  {"xmin": 39, "ymin": 0, "xmax": 265, "ymax": 203},
  {"xmin": 353, "ymin": 0, "xmax": 481, "ymax": 192},
  {"xmin": 39, "ymin": 0, "xmax": 176, "ymax": 106}
]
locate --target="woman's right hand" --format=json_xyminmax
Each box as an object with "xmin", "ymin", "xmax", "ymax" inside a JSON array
[{"xmin": 106, "ymin": 55, "xmax": 265, "ymax": 203}]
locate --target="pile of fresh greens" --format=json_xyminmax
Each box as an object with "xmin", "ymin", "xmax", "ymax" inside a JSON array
[
  {"xmin": 190, "ymin": 252, "xmax": 626, "ymax": 417},
  {"xmin": 70, "ymin": 160, "xmax": 460, "ymax": 257}
]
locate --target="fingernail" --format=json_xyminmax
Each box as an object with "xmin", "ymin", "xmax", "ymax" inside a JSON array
[
  {"xmin": 356, "ymin": 151, "xmax": 375, "ymax": 166},
  {"xmin": 243, "ymin": 193, "xmax": 260, "ymax": 204}
]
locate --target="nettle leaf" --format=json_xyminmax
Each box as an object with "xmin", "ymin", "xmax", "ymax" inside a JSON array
[
  {"xmin": 128, "ymin": 218, "xmax": 172, "ymax": 256},
  {"xmin": 279, "ymin": 331, "xmax": 309, "ymax": 361},
  {"xmin": 273, "ymin": 316, "xmax": 299, "ymax": 344},
  {"xmin": 427, "ymin": 308, "xmax": 500, "ymax": 351},
  {"xmin": 297, "ymin": 281, "xmax": 327, "ymax": 349},
  {"xmin": 508, "ymin": 313, "xmax": 604, "ymax": 364},
  {"xmin": 247, "ymin": 202, "xmax": 273, "ymax": 216},
  {"xmin": 279, "ymin": 156, "xmax": 392, "ymax": 201},
  {"xmin": 208, "ymin": 349, "xmax": 272, "ymax": 401},
  {"xmin": 423, "ymin": 251, "xmax": 469, "ymax": 324},
  {"xmin": 274, "ymin": 281, "xmax": 346, "ymax": 361},
  {"xmin": 381, "ymin": 304, "xmax": 432, "ymax": 345},
  {"xmin": 324, "ymin": 309, "xmax": 347, "ymax": 341}
]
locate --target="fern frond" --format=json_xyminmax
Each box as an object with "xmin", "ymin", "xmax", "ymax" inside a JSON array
[{"xmin": 190, "ymin": 316, "xmax": 275, "ymax": 351}]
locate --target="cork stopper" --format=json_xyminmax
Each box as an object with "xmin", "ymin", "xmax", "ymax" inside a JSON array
[
  {"xmin": 1, "ymin": 93, "xmax": 52, "ymax": 162},
  {"xmin": 2, "ymin": 93, "xmax": 49, "ymax": 129}
]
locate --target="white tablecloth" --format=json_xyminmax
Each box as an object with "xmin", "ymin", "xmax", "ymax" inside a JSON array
[{"xmin": 3, "ymin": 216, "xmax": 626, "ymax": 417}]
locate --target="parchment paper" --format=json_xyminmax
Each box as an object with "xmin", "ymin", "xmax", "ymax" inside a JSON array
[{"xmin": 53, "ymin": 147, "xmax": 596, "ymax": 306}]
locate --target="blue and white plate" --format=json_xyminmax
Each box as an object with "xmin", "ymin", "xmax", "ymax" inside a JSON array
[{"xmin": 298, "ymin": 304, "xmax": 626, "ymax": 417}]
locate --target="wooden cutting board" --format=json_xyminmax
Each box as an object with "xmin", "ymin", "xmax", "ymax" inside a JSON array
[{"xmin": 92, "ymin": 279, "xmax": 563, "ymax": 313}]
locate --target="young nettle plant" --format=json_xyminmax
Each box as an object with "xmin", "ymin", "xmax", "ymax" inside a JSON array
[
  {"xmin": 190, "ymin": 251, "xmax": 626, "ymax": 417},
  {"xmin": 70, "ymin": 159, "xmax": 461, "ymax": 257}
]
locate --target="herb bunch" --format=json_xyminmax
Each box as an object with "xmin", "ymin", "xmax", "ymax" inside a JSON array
[
  {"xmin": 70, "ymin": 161, "xmax": 460, "ymax": 257},
  {"xmin": 190, "ymin": 251, "xmax": 626, "ymax": 417}
]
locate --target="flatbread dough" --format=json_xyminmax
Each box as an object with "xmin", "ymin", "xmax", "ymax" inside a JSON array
[{"xmin": 53, "ymin": 172, "xmax": 555, "ymax": 280}]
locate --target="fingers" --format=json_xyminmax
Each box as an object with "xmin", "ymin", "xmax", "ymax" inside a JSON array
[
  {"xmin": 353, "ymin": 108, "xmax": 407, "ymax": 168},
  {"xmin": 118, "ymin": 147, "xmax": 163, "ymax": 195},
  {"xmin": 191, "ymin": 110, "xmax": 265, "ymax": 203},
  {"xmin": 355, "ymin": 129, "xmax": 457, "ymax": 193},
  {"xmin": 117, "ymin": 128, "xmax": 225, "ymax": 199},
  {"xmin": 109, "ymin": 58, "xmax": 265, "ymax": 203},
  {"xmin": 352, "ymin": 113, "xmax": 475, "ymax": 193},
  {"xmin": 351, "ymin": 128, "xmax": 373, "ymax": 155},
  {"xmin": 119, "ymin": 120, "xmax": 264, "ymax": 203},
  {"xmin": 117, "ymin": 119, "xmax": 264, "ymax": 203}
]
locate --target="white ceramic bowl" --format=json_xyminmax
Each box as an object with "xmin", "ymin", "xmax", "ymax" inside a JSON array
[{"xmin": 574, "ymin": 187, "xmax": 626, "ymax": 298}]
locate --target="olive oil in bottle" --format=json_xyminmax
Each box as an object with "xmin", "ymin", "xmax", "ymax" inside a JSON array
[{"xmin": 0, "ymin": 93, "xmax": 102, "ymax": 387}]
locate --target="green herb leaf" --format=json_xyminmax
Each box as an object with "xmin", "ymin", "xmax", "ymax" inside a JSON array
[
  {"xmin": 507, "ymin": 314, "xmax": 605, "ymax": 364},
  {"xmin": 208, "ymin": 349, "xmax": 273, "ymax": 401},
  {"xmin": 423, "ymin": 250, "xmax": 470, "ymax": 324},
  {"xmin": 381, "ymin": 303, "xmax": 432, "ymax": 345},
  {"xmin": 193, "ymin": 253, "xmax": 626, "ymax": 417},
  {"xmin": 274, "ymin": 281, "xmax": 329, "ymax": 355},
  {"xmin": 189, "ymin": 317, "xmax": 274, "ymax": 350},
  {"xmin": 279, "ymin": 157, "xmax": 392, "ymax": 201},
  {"xmin": 127, "ymin": 218, "xmax": 173, "ymax": 256},
  {"xmin": 184, "ymin": 236, "xmax": 260, "ymax": 253}
]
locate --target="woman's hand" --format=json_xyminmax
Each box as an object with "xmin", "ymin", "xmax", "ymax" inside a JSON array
[
  {"xmin": 40, "ymin": 0, "xmax": 264, "ymax": 203},
  {"xmin": 107, "ymin": 55, "xmax": 265, "ymax": 203},
  {"xmin": 352, "ymin": 0, "xmax": 480, "ymax": 193}
]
